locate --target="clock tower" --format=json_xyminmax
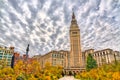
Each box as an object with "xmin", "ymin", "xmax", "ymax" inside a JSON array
[{"xmin": 69, "ymin": 12, "xmax": 83, "ymax": 67}]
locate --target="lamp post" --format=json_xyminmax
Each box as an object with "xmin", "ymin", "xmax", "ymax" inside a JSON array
[
  {"xmin": 11, "ymin": 54, "xmax": 14, "ymax": 68},
  {"xmin": 26, "ymin": 44, "xmax": 29, "ymax": 61},
  {"xmin": 24, "ymin": 44, "xmax": 29, "ymax": 78}
]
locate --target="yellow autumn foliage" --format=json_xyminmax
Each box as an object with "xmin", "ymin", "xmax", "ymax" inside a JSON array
[
  {"xmin": 112, "ymin": 72, "xmax": 120, "ymax": 80},
  {"xmin": 75, "ymin": 62, "xmax": 120, "ymax": 80},
  {"xmin": 0, "ymin": 60, "xmax": 63, "ymax": 80}
]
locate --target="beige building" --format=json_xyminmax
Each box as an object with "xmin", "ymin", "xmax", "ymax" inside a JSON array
[
  {"xmin": 69, "ymin": 12, "xmax": 83, "ymax": 68},
  {"xmin": 84, "ymin": 49, "xmax": 120, "ymax": 67},
  {"xmin": 63, "ymin": 12, "xmax": 86, "ymax": 73},
  {"xmin": 33, "ymin": 50, "xmax": 69, "ymax": 68},
  {"xmin": 33, "ymin": 12, "xmax": 120, "ymax": 73}
]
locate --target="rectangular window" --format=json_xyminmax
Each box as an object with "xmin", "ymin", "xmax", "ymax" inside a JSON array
[
  {"xmin": 3, "ymin": 55, "xmax": 7, "ymax": 58},
  {"xmin": 0, "ymin": 56, "xmax": 2, "ymax": 59},
  {"xmin": 72, "ymin": 32, "xmax": 77, "ymax": 34},
  {"xmin": 0, "ymin": 52, "xmax": 3, "ymax": 54}
]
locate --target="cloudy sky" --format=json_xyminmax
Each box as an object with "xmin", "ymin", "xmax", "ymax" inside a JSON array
[{"xmin": 0, "ymin": 0, "xmax": 120, "ymax": 56}]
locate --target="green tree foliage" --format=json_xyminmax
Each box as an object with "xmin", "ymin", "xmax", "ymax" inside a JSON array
[{"xmin": 86, "ymin": 53, "xmax": 97, "ymax": 71}]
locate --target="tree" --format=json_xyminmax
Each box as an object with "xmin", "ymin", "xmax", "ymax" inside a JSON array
[{"xmin": 86, "ymin": 53, "xmax": 97, "ymax": 71}]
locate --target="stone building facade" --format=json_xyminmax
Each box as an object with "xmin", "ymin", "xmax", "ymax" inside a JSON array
[
  {"xmin": 69, "ymin": 12, "xmax": 83, "ymax": 68},
  {"xmin": 33, "ymin": 50, "xmax": 69, "ymax": 68},
  {"xmin": 84, "ymin": 49, "xmax": 120, "ymax": 67},
  {"xmin": 33, "ymin": 12, "xmax": 120, "ymax": 73},
  {"xmin": 63, "ymin": 12, "xmax": 86, "ymax": 73}
]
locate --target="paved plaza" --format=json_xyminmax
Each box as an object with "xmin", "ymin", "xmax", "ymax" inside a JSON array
[{"xmin": 59, "ymin": 76, "xmax": 80, "ymax": 80}]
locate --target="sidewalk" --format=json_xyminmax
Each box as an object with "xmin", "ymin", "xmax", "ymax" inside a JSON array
[{"xmin": 59, "ymin": 76, "xmax": 80, "ymax": 80}]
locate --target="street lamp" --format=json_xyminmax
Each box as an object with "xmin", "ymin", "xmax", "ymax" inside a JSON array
[{"xmin": 26, "ymin": 44, "xmax": 29, "ymax": 60}]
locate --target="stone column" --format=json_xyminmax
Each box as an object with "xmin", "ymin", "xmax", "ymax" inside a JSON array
[
  {"xmin": 105, "ymin": 51, "xmax": 108, "ymax": 64},
  {"xmin": 98, "ymin": 53, "xmax": 101, "ymax": 66},
  {"xmin": 108, "ymin": 52, "xmax": 111, "ymax": 63},
  {"xmin": 96, "ymin": 53, "xmax": 99, "ymax": 66},
  {"xmin": 99, "ymin": 52, "xmax": 102, "ymax": 66}
]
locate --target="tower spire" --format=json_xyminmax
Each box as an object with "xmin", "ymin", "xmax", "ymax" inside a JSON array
[
  {"xmin": 70, "ymin": 10, "xmax": 78, "ymax": 28},
  {"xmin": 72, "ymin": 11, "xmax": 75, "ymax": 19},
  {"xmin": 72, "ymin": 8, "xmax": 75, "ymax": 19}
]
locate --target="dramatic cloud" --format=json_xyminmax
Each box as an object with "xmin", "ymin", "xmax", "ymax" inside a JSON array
[{"xmin": 0, "ymin": 0, "xmax": 120, "ymax": 56}]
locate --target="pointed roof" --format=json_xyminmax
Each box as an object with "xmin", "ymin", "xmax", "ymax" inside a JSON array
[
  {"xmin": 72, "ymin": 12, "xmax": 75, "ymax": 19},
  {"xmin": 71, "ymin": 11, "xmax": 77, "ymax": 24},
  {"xmin": 70, "ymin": 11, "xmax": 79, "ymax": 29}
]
